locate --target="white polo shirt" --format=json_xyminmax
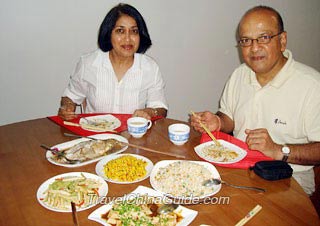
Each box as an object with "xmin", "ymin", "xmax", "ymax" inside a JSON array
[
  {"xmin": 219, "ymin": 50, "xmax": 320, "ymax": 172},
  {"xmin": 63, "ymin": 49, "xmax": 168, "ymax": 114}
]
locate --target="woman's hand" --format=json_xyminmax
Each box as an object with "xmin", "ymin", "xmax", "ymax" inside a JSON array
[
  {"xmin": 58, "ymin": 97, "xmax": 77, "ymax": 121},
  {"xmin": 190, "ymin": 111, "xmax": 221, "ymax": 133},
  {"xmin": 132, "ymin": 108, "xmax": 154, "ymax": 120}
]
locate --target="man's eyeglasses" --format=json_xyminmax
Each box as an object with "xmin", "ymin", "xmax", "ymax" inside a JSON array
[{"xmin": 238, "ymin": 31, "xmax": 283, "ymax": 47}]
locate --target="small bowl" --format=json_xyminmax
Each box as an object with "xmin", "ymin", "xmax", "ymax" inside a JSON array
[
  {"xmin": 127, "ymin": 117, "xmax": 152, "ymax": 138},
  {"xmin": 168, "ymin": 123, "xmax": 190, "ymax": 145}
]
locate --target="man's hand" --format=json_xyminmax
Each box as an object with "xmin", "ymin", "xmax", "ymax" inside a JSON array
[
  {"xmin": 245, "ymin": 128, "xmax": 282, "ymax": 159},
  {"xmin": 190, "ymin": 111, "xmax": 221, "ymax": 133}
]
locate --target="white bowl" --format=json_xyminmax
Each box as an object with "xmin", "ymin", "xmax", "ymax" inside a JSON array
[{"xmin": 168, "ymin": 123, "xmax": 190, "ymax": 145}]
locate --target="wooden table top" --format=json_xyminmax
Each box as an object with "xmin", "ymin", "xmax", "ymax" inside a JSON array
[{"xmin": 0, "ymin": 117, "xmax": 318, "ymax": 226}]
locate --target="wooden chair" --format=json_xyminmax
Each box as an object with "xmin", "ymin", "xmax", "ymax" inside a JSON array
[{"xmin": 310, "ymin": 165, "xmax": 320, "ymax": 217}]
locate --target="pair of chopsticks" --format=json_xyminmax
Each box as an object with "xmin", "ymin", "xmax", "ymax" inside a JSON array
[
  {"xmin": 63, "ymin": 133, "xmax": 185, "ymax": 159},
  {"xmin": 235, "ymin": 205, "xmax": 262, "ymax": 226},
  {"xmin": 190, "ymin": 111, "xmax": 222, "ymax": 147},
  {"xmin": 63, "ymin": 121, "xmax": 117, "ymax": 132},
  {"xmin": 118, "ymin": 141, "xmax": 186, "ymax": 159}
]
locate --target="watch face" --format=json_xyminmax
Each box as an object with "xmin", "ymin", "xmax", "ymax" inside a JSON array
[{"xmin": 282, "ymin": 146, "xmax": 290, "ymax": 154}]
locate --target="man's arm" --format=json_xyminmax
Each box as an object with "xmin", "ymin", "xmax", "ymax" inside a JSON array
[
  {"xmin": 275, "ymin": 142, "xmax": 320, "ymax": 165},
  {"xmin": 245, "ymin": 128, "xmax": 320, "ymax": 165},
  {"xmin": 190, "ymin": 111, "xmax": 235, "ymax": 134},
  {"xmin": 216, "ymin": 111, "xmax": 235, "ymax": 134}
]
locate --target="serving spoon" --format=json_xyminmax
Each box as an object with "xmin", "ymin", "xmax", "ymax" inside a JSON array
[
  {"xmin": 40, "ymin": 144, "xmax": 81, "ymax": 164},
  {"xmin": 202, "ymin": 178, "xmax": 266, "ymax": 192},
  {"xmin": 157, "ymin": 203, "xmax": 179, "ymax": 214}
]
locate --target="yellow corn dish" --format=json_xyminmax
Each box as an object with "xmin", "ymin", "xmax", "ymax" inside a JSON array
[{"xmin": 104, "ymin": 155, "xmax": 147, "ymax": 182}]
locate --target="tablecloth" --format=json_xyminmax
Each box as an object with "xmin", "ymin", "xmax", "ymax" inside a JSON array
[{"xmin": 48, "ymin": 113, "xmax": 163, "ymax": 136}]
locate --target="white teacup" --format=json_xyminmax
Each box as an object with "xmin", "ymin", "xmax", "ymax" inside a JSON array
[
  {"xmin": 127, "ymin": 117, "xmax": 152, "ymax": 138},
  {"xmin": 168, "ymin": 123, "xmax": 190, "ymax": 145}
]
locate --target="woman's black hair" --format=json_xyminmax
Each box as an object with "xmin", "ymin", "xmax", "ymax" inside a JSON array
[{"xmin": 98, "ymin": 3, "xmax": 152, "ymax": 53}]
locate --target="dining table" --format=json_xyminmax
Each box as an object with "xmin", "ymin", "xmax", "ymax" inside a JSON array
[{"xmin": 0, "ymin": 117, "xmax": 319, "ymax": 226}]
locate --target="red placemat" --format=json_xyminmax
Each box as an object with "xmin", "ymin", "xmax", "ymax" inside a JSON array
[
  {"xmin": 200, "ymin": 131, "xmax": 272, "ymax": 169},
  {"xmin": 48, "ymin": 113, "xmax": 163, "ymax": 136}
]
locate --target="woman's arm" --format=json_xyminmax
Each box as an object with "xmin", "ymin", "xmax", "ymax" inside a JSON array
[
  {"xmin": 58, "ymin": 96, "xmax": 77, "ymax": 121},
  {"xmin": 133, "ymin": 107, "xmax": 167, "ymax": 120}
]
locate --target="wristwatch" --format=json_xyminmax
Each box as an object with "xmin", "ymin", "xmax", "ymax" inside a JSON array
[{"xmin": 281, "ymin": 145, "xmax": 291, "ymax": 162}]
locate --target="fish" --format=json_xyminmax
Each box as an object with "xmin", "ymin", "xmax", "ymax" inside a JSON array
[{"xmin": 53, "ymin": 139, "xmax": 124, "ymax": 163}]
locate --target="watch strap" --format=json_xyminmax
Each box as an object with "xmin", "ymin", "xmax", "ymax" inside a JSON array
[
  {"xmin": 281, "ymin": 145, "xmax": 290, "ymax": 162},
  {"xmin": 282, "ymin": 154, "xmax": 289, "ymax": 162}
]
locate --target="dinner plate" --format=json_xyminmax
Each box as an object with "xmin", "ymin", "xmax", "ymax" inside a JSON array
[
  {"xmin": 95, "ymin": 154, "xmax": 153, "ymax": 184},
  {"xmin": 46, "ymin": 134, "xmax": 128, "ymax": 168},
  {"xmin": 37, "ymin": 172, "xmax": 108, "ymax": 212},
  {"xmin": 194, "ymin": 139, "xmax": 247, "ymax": 164},
  {"xmin": 150, "ymin": 160, "xmax": 221, "ymax": 202},
  {"xmin": 88, "ymin": 185, "xmax": 198, "ymax": 226},
  {"xmin": 79, "ymin": 114, "xmax": 121, "ymax": 132}
]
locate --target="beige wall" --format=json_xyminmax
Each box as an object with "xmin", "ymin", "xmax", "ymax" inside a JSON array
[{"xmin": 1, "ymin": 0, "xmax": 319, "ymax": 125}]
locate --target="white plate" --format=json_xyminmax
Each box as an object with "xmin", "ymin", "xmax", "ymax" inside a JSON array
[
  {"xmin": 37, "ymin": 172, "xmax": 108, "ymax": 212},
  {"xmin": 88, "ymin": 185, "xmax": 198, "ymax": 226},
  {"xmin": 46, "ymin": 134, "xmax": 128, "ymax": 168},
  {"xmin": 194, "ymin": 140, "xmax": 247, "ymax": 164},
  {"xmin": 95, "ymin": 154, "xmax": 153, "ymax": 184},
  {"xmin": 150, "ymin": 160, "xmax": 221, "ymax": 202},
  {"xmin": 79, "ymin": 114, "xmax": 121, "ymax": 132}
]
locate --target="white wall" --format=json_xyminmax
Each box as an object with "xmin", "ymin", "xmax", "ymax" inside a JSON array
[{"xmin": 1, "ymin": 0, "xmax": 319, "ymax": 125}]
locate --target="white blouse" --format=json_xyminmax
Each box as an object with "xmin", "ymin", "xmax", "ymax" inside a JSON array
[{"xmin": 63, "ymin": 49, "xmax": 168, "ymax": 114}]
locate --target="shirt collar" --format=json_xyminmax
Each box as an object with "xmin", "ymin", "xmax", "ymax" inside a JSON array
[
  {"xmin": 92, "ymin": 49, "xmax": 141, "ymax": 72},
  {"xmin": 269, "ymin": 49, "xmax": 293, "ymax": 88}
]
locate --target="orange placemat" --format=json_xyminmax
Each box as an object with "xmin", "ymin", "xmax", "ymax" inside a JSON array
[
  {"xmin": 200, "ymin": 131, "xmax": 273, "ymax": 169},
  {"xmin": 48, "ymin": 113, "xmax": 163, "ymax": 136}
]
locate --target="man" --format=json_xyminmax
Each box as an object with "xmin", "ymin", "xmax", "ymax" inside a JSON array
[{"xmin": 191, "ymin": 6, "xmax": 320, "ymax": 195}]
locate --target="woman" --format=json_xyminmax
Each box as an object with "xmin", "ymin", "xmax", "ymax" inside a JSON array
[{"xmin": 58, "ymin": 3, "xmax": 168, "ymax": 120}]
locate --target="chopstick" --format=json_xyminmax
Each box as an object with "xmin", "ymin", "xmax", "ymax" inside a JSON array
[
  {"xmin": 64, "ymin": 132, "xmax": 99, "ymax": 140},
  {"xmin": 190, "ymin": 111, "xmax": 222, "ymax": 147},
  {"xmin": 235, "ymin": 205, "xmax": 262, "ymax": 226},
  {"xmin": 71, "ymin": 202, "xmax": 79, "ymax": 226},
  {"xmin": 63, "ymin": 132, "xmax": 185, "ymax": 159},
  {"xmin": 118, "ymin": 141, "xmax": 186, "ymax": 159},
  {"xmin": 63, "ymin": 121, "xmax": 117, "ymax": 132}
]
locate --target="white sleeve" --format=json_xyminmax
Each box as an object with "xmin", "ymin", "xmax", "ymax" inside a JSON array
[
  {"xmin": 218, "ymin": 71, "xmax": 237, "ymax": 120},
  {"xmin": 146, "ymin": 65, "xmax": 168, "ymax": 109},
  {"xmin": 62, "ymin": 57, "xmax": 87, "ymax": 105}
]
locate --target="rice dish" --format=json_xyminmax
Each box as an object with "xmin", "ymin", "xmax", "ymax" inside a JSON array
[{"xmin": 153, "ymin": 161, "xmax": 214, "ymax": 197}]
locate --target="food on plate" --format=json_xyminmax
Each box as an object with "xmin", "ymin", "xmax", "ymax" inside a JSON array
[
  {"xmin": 41, "ymin": 173, "xmax": 101, "ymax": 210},
  {"xmin": 153, "ymin": 161, "xmax": 214, "ymax": 197},
  {"xmin": 104, "ymin": 155, "xmax": 147, "ymax": 182},
  {"xmin": 81, "ymin": 119, "xmax": 116, "ymax": 131},
  {"xmin": 202, "ymin": 144, "xmax": 238, "ymax": 162},
  {"xmin": 52, "ymin": 139, "xmax": 124, "ymax": 164},
  {"xmin": 101, "ymin": 195, "xmax": 182, "ymax": 225}
]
